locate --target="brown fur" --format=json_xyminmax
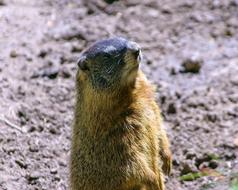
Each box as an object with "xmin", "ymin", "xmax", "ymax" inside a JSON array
[{"xmin": 70, "ymin": 49, "xmax": 172, "ymax": 190}]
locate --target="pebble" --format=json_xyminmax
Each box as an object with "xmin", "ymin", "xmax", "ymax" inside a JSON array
[
  {"xmin": 38, "ymin": 49, "xmax": 48, "ymax": 58},
  {"xmin": 71, "ymin": 44, "xmax": 84, "ymax": 53},
  {"xmin": 26, "ymin": 171, "xmax": 41, "ymax": 182},
  {"xmin": 180, "ymin": 162, "xmax": 198, "ymax": 175},
  {"xmin": 61, "ymin": 30, "xmax": 87, "ymax": 41},
  {"xmin": 10, "ymin": 50, "xmax": 18, "ymax": 58},
  {"xmin": 167, "ymin": 103, "xmax": 177, "ymax": 114},
  {"xmin": 181, "ymin": 58, "xmax": 203, "ymax": 73},
  {"xmin": 15, "ymin": 159, "xmax": 28, "ymax": 169},
  {"xmin": 50, "ymin": 168, "xmax": 58, "ymax": 174},
  {"xmin": 0, "ymin": 0, "xmax": 5, "ymax": 6},
  {"xmin": 208, "ymin": 160, "xmax": 219, "ymax": 169},
  {"xmin": 61, "ymin": 68, "xmax": 71, "ymax": 78},
  {"xmin": 224, "ymin": 152, "xmax": 236, "ymax": 160},
  {"xmin": 206, "ymin": 113, "xmax": 218, "ymax": 123},
  {"xmin": 104, "ymin": 0, "xmax": 119, "ymax": 4},
  {"xmin": 31, "ymin": 67, "xmax": 59, "ymax": 79}
]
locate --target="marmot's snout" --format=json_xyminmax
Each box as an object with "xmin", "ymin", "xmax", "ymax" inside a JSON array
[{"xmin": 126, "ymin": 41, "xmax": 141, "ymax": 60}]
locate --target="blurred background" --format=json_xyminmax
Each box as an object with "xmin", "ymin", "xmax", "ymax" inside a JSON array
[{"xmin": 0, "ymin": 0, "xmax": 238, "ymax": 189}]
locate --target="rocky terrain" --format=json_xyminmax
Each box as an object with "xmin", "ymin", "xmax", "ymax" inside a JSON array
[{"xmin": 0, "ymin": 0, "xmax": 237, "ymax": 189}]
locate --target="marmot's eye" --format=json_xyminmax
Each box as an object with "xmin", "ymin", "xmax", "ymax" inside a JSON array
[{"xmin": 77, "ymin": 57, "xmax": 89, "ymax": 71}]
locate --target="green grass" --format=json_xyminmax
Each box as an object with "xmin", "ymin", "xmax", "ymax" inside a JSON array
[
  {"xmin": 231, "ymin": 184, "xmax": 238, "ymax": 190},
  {"xmin": 230, "ymin": 176, "xmax": 238, "ymax": 190},
  {"xmin": 180, "ymin": 172, "xmax": 205, "ymax": 181}
]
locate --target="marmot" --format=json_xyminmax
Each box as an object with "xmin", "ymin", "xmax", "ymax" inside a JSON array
[{"xmin": 70, "ymin": 37, "xmax": 172, "ymax": 190}]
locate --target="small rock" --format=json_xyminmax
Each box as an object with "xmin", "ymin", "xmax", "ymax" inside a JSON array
[
  {"xmin": 3, "ymin": 146, "xmax": 16, "ymax": 154},
  {"xmin": 161, "ymin": 6, "xmax": 172, "ymax": 14},
  {"xmin": 190, "ymin": 14, "xmax": 202, "ymax": 23},
  {"xmin": 0, "ymin": 0, "xmax": 5, "ymax": 6},
  {"xmin": 53, "ymin": 176, "xmax": 61, "ymax": 182},
  {"xmin": 224, "ymin": 152, "xmax": 236, "ymax": 160},
  {"xmin": 26, "ymin": 172, "xmax": 41, "ymax": 184},
  {"xmin": 181, "ymin": 58, "xmax": 202, "ymax": 73},
  {"xmin": 230, "ymin": 0, "xmax": 238, "ymax": 6},
  {"xmin": 31, "ymin": 67, "xmax": 59, "ymax": 79},
  {"xmin": 180, "ymin": 1, "xmax": 194, "ymax": 8},
  {"xmin": 175, "ymin": 91, "xmax": 181, "ymax": 99},
  {"xmin": 26, "ymin": 56, "xmax": 33, "ymax": 62},
  {"xmin": 148, "ymin": 9, "xmax": 159, "ymax": 18},
  {"xmin": 59, "ymin": 56, "xmax": 67, "ymax": 65},
  {"xmin": 198, "ymin": 161, "xmax": 210, "ymax": 170},
  {"xmin": 226, "ymin": 17, "xmax": 238, "ymax": 28},
  {"xmin": 18, "ymin": 109, "xmax": 28, "ymax": 120},
  {"xmin": 29, "ymin": 144, "xmax": 39, "ymax": 153},
  {"xmin": 87, "ymin": 8, "xmax": 94, "ymax": 15},
  {"xmin": 71, "ymin": 44, "xmax": 84, "ymax": 53},
  {"xmin": 104, "ymin": 0, "xmax": 119, "ymax": 4},
  {"xmin": 206, "ymin": 113, "xmax": 217, "ymax": 123},
  {"xmin": 28, "ymin": 126, "xmax": 36, "ymax": 133},
  {"xmin": 167, "ymin": 103, "xmax": 177, "ymax": 114},
  {"xmin": 225, "ymin": 161, "xmax": 232, "ymax": 168},
  {"xmin": 38, "ymin": 125, "xmax": 44, "ymax": 132},
  {"xmin": 10, "ymin": 50, "xmax": 18, "ymax": 58},
  {"xmin": 15, "ymin": 159, "xmax": 28, "ymax": 169},
  {"xmin": 186, "ymin": 152, "xmax": 197, "ymax": 160},
  {"xmin": 49, "ymin": 127, "xmax": 60, "ymax": 135},
  {"xmin": 58, "ymin": 159, "xmax": 67, "ymax": 167},
  {"xmin": 172, "ymin": 157, "xmax": 180, "ymax": 166},
  {"xmin": 61, "ymin": 68, "xmax": 71, "ymax": 78},
  {"xmin": 17, "ymin": 86, "xmax": 26, "ymax": 96},
  {"xmin": 146, "ymin": 60, "xmax": 152, "ymax": 65},
  {"xmin": 180, "ymin": 162, "xmax": 198, "ymax": 175},
  {"xmin": 61, "ymin": 29, "xmax": 87, "ymax": 41},
  {"xmin": 160, "ymin": 95, "xmax": 166, "ymax": 105},
  {"xmin": 224, "ymin": 28, "xmax": 233, "ymax": 37},
  {"xmin": 195, "ymin": 156, "xmax": 210, "ymax": 168},
  {"xmin": 208, "ymin": 160, "xmax": 219, "ymax": 169},
  {"xmin": 50, "ymin": 168, "xmax": 58, "ymax": 174},
  {"xmin": 195, "ymin": 153, "xmax": 219, "ymax": 168},
  {"xmin": 38, "ymin": 49, "xmax": 48, "ymax": 58},
  {"xmin": 170, "ymin": 67, "xmax": 177, "ymax": 75}
]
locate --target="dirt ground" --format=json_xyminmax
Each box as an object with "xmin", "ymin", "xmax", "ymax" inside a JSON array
[{"xmin": 0, "ymin": 0, "xmax": 238, "ymax": 189}]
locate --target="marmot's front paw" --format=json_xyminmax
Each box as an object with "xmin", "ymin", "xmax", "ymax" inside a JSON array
[{"xmin": 160, "ymin": 149, "xmax": 172, "ymax": 176}]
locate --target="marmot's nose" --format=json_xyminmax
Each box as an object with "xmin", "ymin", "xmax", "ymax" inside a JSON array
[{"xmin": 127, "ymin": 41, "xmax": 141, "ymax": 58}]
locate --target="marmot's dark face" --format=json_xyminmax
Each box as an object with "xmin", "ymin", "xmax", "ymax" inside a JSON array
[{"xmin": 77, "ymin": 37, "xmax": 141, "ymax": 89}]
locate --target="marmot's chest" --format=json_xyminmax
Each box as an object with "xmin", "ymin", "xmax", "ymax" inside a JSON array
[{"xmin": 79, "ymin": 124, "xmax": 144, "ymax": 168}]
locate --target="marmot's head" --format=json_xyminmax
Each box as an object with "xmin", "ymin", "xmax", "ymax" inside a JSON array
[{"xmin": 77, "ymin": 37, "xmax": 141, "ymax": 90}]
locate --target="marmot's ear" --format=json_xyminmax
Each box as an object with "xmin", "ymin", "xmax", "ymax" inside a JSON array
[{"xmin": 77, "ymin": 56, "xmax": 89, "ymax": 71}]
